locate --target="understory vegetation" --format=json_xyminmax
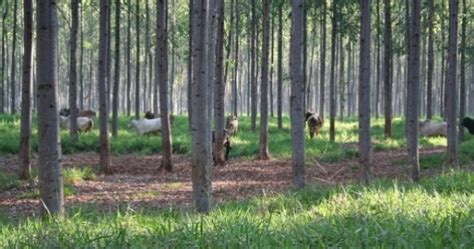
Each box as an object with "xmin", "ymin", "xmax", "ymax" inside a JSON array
[{"xmin": 0, "ymin": 171, "xmax": 473, "ymax": 248}]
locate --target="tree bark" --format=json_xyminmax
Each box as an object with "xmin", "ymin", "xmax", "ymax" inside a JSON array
[
  {"xmin": 135, "ymin": 0, "xmax": 140, "ymax": 119},
  {"xmin": 126, "ymin": 0, "xmax": 132, "ymax": 116},
  {"xmin": 157, "ymin": 0, "xmax": 173, "ymax": 171},
  {"xmin": 426, "ymin": 0, "xmax": 434, "ymax": 119},
  {"xmin": 319, "ymin": 1, "xmax": 327, "ymax": 119},
  {"xmin": 407, "ymin": 0, "xmax": 421, "ymax": 182},
  {"xmin": 0, "ymin": 0, "xmax": 7, "ymax": 113},
  {"xmin": 79, "ymin": 0, "xmax": 84, "ymax": 110},
  {"xmin": 98, "ymin": 0, "xmax": 112, "ymax": 174},
  {"xmin": 458, "ymin": 0, "xmax": 466, "ymax": 141},
  {"xmin": 290, "ymin": 0, "xmax": 305, "ymax": 188},
  {"xmin": 36, "ymin": 0, "xmax": 64, "ymax": 215},
  {"xmin": 191, "ymin": 0, "xmax": 212, "ymax": 213},
  {"xmin": 277, "ymin": 3, "xmax": 283, "ymax": 129},
  {"xmin": 69, "ymin": 0, "xmax": 79, "ymax": 142},
  {"xmin": 214, "ymin": 0, "xmax": 226, "ymax": 166},
  {"xmin": 169, "ymin": 0, "xmax": 176, "ymax": 115},
  {"xmin": 250, "ymin": 0, "xmax": 257, "ymax": 133},
  {"xmin": 259, "ymin": 0, "xmax": 270, "ymax": 160},
  {"xmin": 112, "ymin": 0, "xmax": 121, "ymax": 137},
  {"xmin": 383, "ymin": 0, "xmax": 392, "ymax": 138},
  {"xmin": 10, "ymin": 0, "xmax": 18, "ymax": 114},
  {"xmin": 187, "ymin": 0, "xmax": 193, "ymax": 130},
  {"xmin": 19, "ymin": 0, "xmax": 33, "ymax": 180},
  {"xmin": 375, "ymin": 0, "xmax": 381, "ymax": 118},
  {"xmin": 446, "ymin": 0, "xmax": 458, "ymax": 167},
  {"xmin": 232, "ymin": 0, "xmax": 240, "ymax": 117},
  {"xmin": 359, "ymin": 0, "xmax": 372, "ymax": 185},
  {"xmin": 329, "ymin": 0, "xmax": 337, "ymax": 142}
]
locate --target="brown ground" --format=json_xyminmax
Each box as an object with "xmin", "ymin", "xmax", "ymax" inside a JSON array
[{"xmin": 0, "ymin": 147, "xmax": 455, "ymax": 218}]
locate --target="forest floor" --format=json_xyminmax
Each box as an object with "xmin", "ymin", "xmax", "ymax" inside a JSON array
[{"xmin": 1, "ymin": 146, "xmax": 459, "ymax": 219}]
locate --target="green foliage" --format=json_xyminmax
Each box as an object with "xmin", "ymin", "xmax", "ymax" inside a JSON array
[
  {"xmin": 1, "ymin": 171, "xmax": 473, "ymax": 248},
  {"xmin": 0, "ymin": 171, "xmax": 20, "ymax": 190}
]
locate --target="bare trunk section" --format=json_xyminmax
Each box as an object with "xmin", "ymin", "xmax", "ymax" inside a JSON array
[
  {"xmin": 0, "ymin": 0, "xmax": 7, "ymax": 113},
  {"xmin": 36, "ymin": 0, "xmax": 64, "ymax": 215},
  {"xmin": 426, "ymin": 0, "xmax": 434, "ymax": 119},
  {"xmin": 383, "ymin": 0, "xmax": 392, "ymax": 138},
  {"xmin": 259, "ymin": 0, "xmax": 270, "ymax": 160},
  {"xmin": 112, "ymin": 0, "xmax": 121, "ymax": 137},
  {"xmin": 214, "ymin": 0, "xmax": 226, "ymax": 166},
  {"xmin": 290, "ymin": 0, "xmax": 305, "ymax": 188},
  {"xmin": 232, "ymin": 1, "xmax": 240, "ymax": 117},
  {"xmin": 458, "ymin": 0, "xmax": 466, "ymax": 141},
  {"xmin": 69, "ymin": 0, "xmax": 79, "ymax": 142},
  {"xmin": 135, "ymin": 0, "xmax": 140, "ymax": 119},
  {"xmin": 319, "ymin": 1, "xmax": 327, "ymax": 119},
  {"xmin": 277, "ymin": 3, "xmax": 283, "ymax": 129},
  {"xmin": 19, "ymin": 0, "xmax": 33, "ymax": 180},
  {"xmin": 446, "ymin": 0, "xmax": 458, "ymax": 167},
  {"xmin": 10, "ymin": 0, "xmax": 18, "ymax": 114},
  {"xmin": 329, "ymin": 0, "xmax": 337, "ymax": 142},
  {"xmin": 250, "ymin": 0, "xmax": 257, "ymax": 133},
  {"xmin": 359, "ymin": 0, "xmax": 372, "ymax": 184},
  {"xmin": 79, "ymin": 1, "xmax": 84, "ymax": 110},
  {"xmin": 126, "ymin": 0, "xmax": 132, "ymax": 116}
]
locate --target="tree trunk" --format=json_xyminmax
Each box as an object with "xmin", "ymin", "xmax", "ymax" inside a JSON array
[
  {"xmin": 319, "ymin": 1, "xmax": 327, "ymax": 119},
  {"xmin": 19, "ymin": 0, "xmax": 33, "ymax": 180},
  {"xmin": 250, "ymin": 0, "xmax": 257, "ymax": 133},
  {"xmin": 10, "ymin": 0, "xmax": 18, "ymax": 114},
  {"xmin": 135, "ymin": 0, "xmax": 140, "ymax": 119},
  {"xmin": 329, "ymin": 0, "xmax": 337, "ymax": 142},
  {"xmin": 277, "ymin": 3, "xmax": 283, "ymax": 129},
  {"xmin": 169, "ymin": 0, "xmax": 176, "ymax": 115},
  {"xmin": 0, "ymin": 0, "xmax": 7, "ymax": 113},
  {"xmin": 157, "ymin": 0, "xmax": 173, "ymax": 171},
  {"xmin": 214, "ymin": 0, "xmax": 226, "ymax": 166},
  {"xmin": 144, "ymin": 0, "xmax": 150, "ymax": 112},
  {"xmin": 458, "ymin": 0, "xmax": 466, "ymax": 141},
  {"xmin": 69, "ymin": 0, "xmax": 79, "ymax": 142},
  {"xmin": 232, "ymin": 0, "xmax": 240, "ymax": 117},
  {"xmin": 269, "ymin": 15, "xmax": 274, "ymax": 118},
  {"xmin": 191, "ymin": 0, "xmax": 212, "ymax": 213},
  {"xmin": 98, "ymin": 0, "xmax": 112, "ymax": 174},
  {"xmin": 290, "ymin": 0, "xmax": 305, "ymax": 188},
  {"xmin": 446, "ymin": 0, "xmax": 458, "ymax": 167},
  {"xmin": 36, "ymin": 0, "xmax": 64, "ymax": 215},
  {"xmin": 359, "ymin": 0, "xmax": 372, "ymax": 185},
  {"xmin": 407, "ymin": 0, "xmax": 421, "ymax": 182},
  {"xmin": 375, "ymin": 0, "xmax": 381, "ymax": 119},
  {"xmin": 426, "ymin": 0, "xmax": 434, "ymax": 119},
  {"xmin": 126, "ymin": 0, "xmax": 132, "ymax": 116},
  {"xmin": 383, "ymin": 0, "xmax": 392, "ymax": 138},
  {"xmin": 187, "ymin": 0, "xmax": 193, "ymax": 130},
  {"xmin": 106, "ymin": 0, "xmax": 112, "ymax": 113},
  {"xmin": 112, "ymin": 0, "xmax": 121, "ymax": 137},
  {"xmin": 79, "ymin": 0, "xmax": 84, "ymax": 110},
  {"xmin": 258, "ymin": 0, "xmax": 270, "ymax": 160},
  {"xmin": 339, "ymin": 34, "xmax": 345, "ymax": 121}
]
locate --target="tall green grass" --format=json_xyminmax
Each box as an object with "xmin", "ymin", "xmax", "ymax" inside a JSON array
[
  {"xmin": 1, "ymin": 171, "xmax": 473, "ymax": 248},
  {"xmin": 1, "ymin": 114, "xmax": 472, "ymax": 162}
]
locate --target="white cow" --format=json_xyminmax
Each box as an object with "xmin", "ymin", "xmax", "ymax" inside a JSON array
[
  {"xmin": 419, "ymin": 120, "xmax": 447, "ymax": 137},
  {"xmin": 128, "ymin": 118, "xmax": 162, "ymax": 135},
  {"xmin": 59, "ymin": 115, "xmax": 94, "ymax": 133}
]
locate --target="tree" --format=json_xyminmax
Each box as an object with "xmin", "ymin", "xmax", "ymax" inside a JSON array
[
  {"xmin": 98, "ymin": 0, "xmax": 112, "ymax": 174},
  {"xmin": 458, "ymin": 0, "xmax": 466, "ymax": 141},
  {"xmin": 157, "ymin": 0, "xmax": 173, "ymax": 171},
  {"xmin": 36, "ymin": 0, "xmax": 64, "ymax": 215},
  {"xmin": 112, "ymin": 0, "xmax": 121, "ymax": 137},
  {"xmin": 407, "ymin": 0, "xmax": 421, "ymax": 182},
  {"xmin": 10, "ymin": 0, "xmax": 18, "ymax": 114},
  {"xmin": 383, "ymin": 0, "xmax": 392, "ymax": 138},
  {"xmin": 446, "ymin": 0, "xmax": 458, "ymax": 167},
  {"xmin": 214, "ymin": 0, "xmax": 226, "ymax": 166},
  {"xmin": 127, "ymin": 0, "xmax": 132, "ymax": 116},
  {"xmin": 232, "ymin": 0, "xmax": 240, "ymax": 117},
  {"xmin": 290, "ymin": 0, "xmax": 305, "ymax": 188},
  {"xmin": 359, "ymin": 0, "xmax": 372, "ymax": 184},
  {"xmin": 19, "ymin": 0, "xmax": 33, "ymax": 180},
  {"xmin": 250, "ymin": 0, "xmax": 257, "ymax": 133},
  {"xmin": 135, "ymin": 0, "xmax": 140, "ymax": 119},
  {"xmin": 319, "ymin": 0, "xmax": 327, "ymax": 119},
  {"xmin": 1, "ymin": 0, "xmax": 8, "ymax": 114},
  {"xmin": 259, "ymin": 0, "xmax": 270, "ymax": 160},
  {"xmin": 277, "ymin": 2, "xmax": 283, "ymax": 129},
  {"xmin": 329, "ymin": 0, "xmax": 337, "ymax": 142},
  {"xmin": 426, "ymin": 0, "xmax": 434, "ymax": 119},
  {"xmin": 191, "ymin": 0, "xmax": 212, "ymax": 213},
  {"xmin": 69, "ymin": 0, "xmax": 79, "ymax": 142}
]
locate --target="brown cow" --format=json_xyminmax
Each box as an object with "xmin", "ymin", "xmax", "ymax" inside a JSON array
[{"xmin": 305, "ymin": 111, "xmax": 323, "ymax": 139}]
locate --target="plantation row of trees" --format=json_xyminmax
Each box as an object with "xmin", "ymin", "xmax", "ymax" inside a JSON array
[{"xmin": 1, "ymin": 0, "xmax": 473, "ymax": 214}]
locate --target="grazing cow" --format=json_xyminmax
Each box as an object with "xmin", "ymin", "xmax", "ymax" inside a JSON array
[
  {"xmin": 212, "ymin": 129, "xmax": 232, "ymax": 162},
  {"xmin": 59, "ymin": 115, "xmax": 94, "ymax": 133},
  {"xmin": 145, "ymin": 111, "xmax": 175, "ymax": 126},
  {"xmin": 128, "ymin": 118, "xmax": 162, "ymax": 135},
  {"xmin": 225, "ymin": 115, "xmax": 239, "ymax": 136},
  {"xmin": 60, "ymin": 108, "xmax": 96, "ymax": 119},
  {"xmin": 305, "ymin": 111, "xmax": 324, "ymax": 139},
  {"xmin": 419, "ymin": 120, "xmax": 447, "ymax": 137},
  {"xmin": 461, "ymin": 117, "xmax": 474, "ymax": 135}
]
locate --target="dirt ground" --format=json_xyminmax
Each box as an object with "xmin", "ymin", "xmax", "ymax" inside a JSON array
[{"xmin": 0, "ymin": 147, "xmax": 456, "ymax": 218}]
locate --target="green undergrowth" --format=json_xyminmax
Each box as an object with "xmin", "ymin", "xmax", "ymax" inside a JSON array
[{"xmin": 0, "ymin": 170, "xmax": 473, "ymax": 248}]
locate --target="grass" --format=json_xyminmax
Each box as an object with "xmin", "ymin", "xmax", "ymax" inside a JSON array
[
  {"xmin": 2, "ymin": 113, "xmax": 468, "ymax": 162},
  {"xmin": 0, "ymin": 170, "xmax": 473, "ymax": 248}
]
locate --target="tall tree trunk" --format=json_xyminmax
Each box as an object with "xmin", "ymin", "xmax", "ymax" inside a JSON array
[
  {"xmin": 19, "ymin": 0, "xmax": 33, "ymax": 180},
  {"xmin": 144, "ymin": 0, "xmax": 150, "ymax": 112},
  {"xmin": 269, "ymin": 15, "xmax": 274, "ymax": 118},
  {"xmin": 169, "ymin": 0, "xmax": 176, "ymax": 115},
  {"xmin": 214, "ymin": 0, "xmax": 225, "ymax": 166},
  {"xmin": 259, "ymin": 0, "xmax": 270, "ymax": 160},
  {"xmin": 232, "ymin": 0, "xmax": 240, "ymax": 116},
  {"xmin": 375, "ymin": 0, "xmax": 381, "ymax": 118},
  {"xmin": 157, "ymin": 0, "xmax": 172, "ymax": 171},
  {"xmin": 319, "ymin": 1, "xmax": 327, "ymax": 119},
  {"xmin": 106, "ymin": 0, "xmax": 112, "ymax": 112},
  {"xmin": 69, "ymin": 0, "xmax": 79, "ymax": 142},
  {"xmin": 426, "ymin": 0, "xmax": 434, "ymax": 119},
  {"xmin": 187, "ymin": 0, "xmax": 193, "ymax": 130},
  {"xmin": 329, "ymin": 0, "xmax": 337, "ymax": 142},
  {"xmin": 135, "ymin": 0, "xmax": 140, "ymax": 119},
  {"xmin": 339, "ymin": 34, "xmax": 345, "ymax": 121},
  {"xmin": 407, "ymin": 0, "xmax": 421, "ymax": 182},
  {"xmin": 191, "ymin": 0, "xmax": 212, "ymax": 213},
  {"xmin": 383, "ymin": 0, "xmax": 392, "ymax": 138},
  {"xmin": 0, "ymin": 0, "xmax": 7, "ymax": 113},
  {"xmin": 250, "ymin": 0, "xmax": 257, "ymax": 133},
  {"xmin": 98, "ymin": 0, "xmax": 112, "ymax": 174},
  {"xmin": 458, "ymin": 0, "xmax": 466, "ymax": 141},
  {"xmin": 10, "ymin": 0, "xmax": 18, "ymax": 114},
  {"xmin": 290, "ymin": 0, "xmax": 305, "ymax": 188},
  {"xmin": 277, "ymin": 3, "xmax": 283, "ymax": 129},
  {"xmin": 126, "ymin": 0, "xmax": 132, "ymax": 116},
  {"xmin": 36, "ymin": 0, "xmax": 64, "ymax": 215},
  {"xmin": 112, "ymin": 0, "xmax": 121, "ymax": 137},
  {"xmin": 446, "ymin": 0, "xmax": 458, "ymax": 167},
  {"xmin": 359, "ymin": 0, "xmax": 372, "ymax": 184}
]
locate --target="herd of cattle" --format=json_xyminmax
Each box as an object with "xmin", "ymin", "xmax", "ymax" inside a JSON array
[{"xmin": 57, "ymin": 108, "xmax": 474, "ymax": 161}]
